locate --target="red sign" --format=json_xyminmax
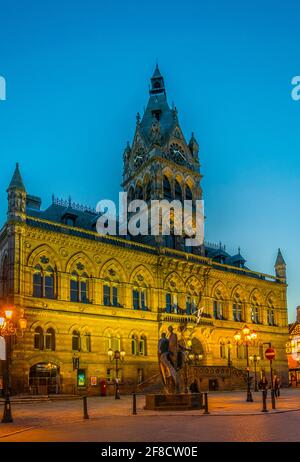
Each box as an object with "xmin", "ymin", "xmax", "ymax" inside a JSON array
[{"xmin": 265, "ymin": 348, "xmax": 276, "ymax": 361}]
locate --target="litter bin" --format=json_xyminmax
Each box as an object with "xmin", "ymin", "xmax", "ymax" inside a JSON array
[{"xmin": 100, "ymin": 379, "xmax": 107, "ymax": 397}]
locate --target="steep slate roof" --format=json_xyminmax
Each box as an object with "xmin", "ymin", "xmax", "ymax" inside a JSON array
[
  {"xmin": 275, "ymin": 248, "xmax": 286, "ymax": 266},
  {"xmin": 8, "ymin": 163, "xmax": 26, "ymax": 191}
]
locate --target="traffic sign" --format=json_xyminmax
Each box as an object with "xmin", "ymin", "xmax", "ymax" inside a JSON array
[{"xmin": 265, "ymin": 347, "xmax": 276, "ymax": 361}]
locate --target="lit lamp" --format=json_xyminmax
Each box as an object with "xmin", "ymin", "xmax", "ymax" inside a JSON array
[
  {"xmin": 108, "ymin": 348, "xmax": 125, "ymax": 399},
  {"xmin": 0, "ymin": 307, "xmax": 27, "ymax": 423},
  {"xmin": 233, "ymin": 324, "xmax": 258, "ymax": 402}
]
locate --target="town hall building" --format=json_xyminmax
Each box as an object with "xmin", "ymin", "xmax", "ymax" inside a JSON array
[{"xmin": 0, "ymin": 66, "xmax": 289, "ymax": 395}]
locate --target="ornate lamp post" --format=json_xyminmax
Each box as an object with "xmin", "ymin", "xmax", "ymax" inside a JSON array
[
  {"xmin": 0, "ymin": 307, "xmax": 27, "ymax": 423},
  {"xmin": 234, "ymin": 325, "xmax": 257, "ymax": 402},
  {"xmin": 249, "ymin": 354, "xmax": 261, "ymax": 392},
  {"xmin": 107, "ymin": 348, "xmax": 125, "ymax": 399}
]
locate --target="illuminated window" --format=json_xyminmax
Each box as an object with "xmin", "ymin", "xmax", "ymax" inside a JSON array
[
  {"xmin": 45, "ymin": 328, "xmax": 55, "ymax": 351},
  {"xmin": 72, "ymin": 330, "xmax": 81, "ymax": 351},
  {"xmin": 33, "ymin": 265, "xmax": 55, "ymax": 299},
  {"xmin": 131, "ymin": 335, "xmax": 138, "ymax": 355},
  {"xmin": 34, "ymin": 327, "xmax": 44, "ymax": 350},
  {"xmin": 70, "ymin": 272, "xmax": 89, "ymax": 303}
]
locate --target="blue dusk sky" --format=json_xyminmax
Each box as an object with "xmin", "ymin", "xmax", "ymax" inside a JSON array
[{"xmin": 0, "ymin": 0, "xmax": 299, "ymax": 321}]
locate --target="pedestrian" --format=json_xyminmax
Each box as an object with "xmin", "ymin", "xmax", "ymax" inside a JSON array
[
  {"xmin": 274, "ymin": 376, "xmax": 281, "ymax": 397},
  {"xmin": 189, "ymin": 379, "xmax": 199, "ymax": 393},
  {"xmin": 258, "ymin": 376, "xmax": 268, "ymax": 391}
]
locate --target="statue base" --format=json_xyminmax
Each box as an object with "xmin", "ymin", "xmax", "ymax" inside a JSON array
[{"xmin": 144, "ymin": 393, "xmax": 203, "ymax": 411}]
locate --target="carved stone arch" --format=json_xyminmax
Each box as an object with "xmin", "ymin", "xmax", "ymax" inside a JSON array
[
  {"xmin": 27, "ymin": 244, "xmax": 62, "ymax": 271},
  {"xmin": 164, "ymin": 272, "xmax": 185, "ymax": 292},
  {"xmin": 231, "ymin": 284, "xmax": 247, "ymax": 301},
  {"xmin": 128, "ymin": 329, "xmax": 139, "ymax": 339},
  {"xmin": 174, "ymin": 172, "xmax": 184, "ymax": 186},
  {"xmin": 65, "ymin": 252, "xmax": 95, "ymax": 276},
  {"xmin": 43, "ymin": 321, "xmax": 59, "ymax": 334},
  {"xmin": 68, "ymin": 324, "xmax": 82, "ymax": 335},
  {"xmin": 211, "ymin": 280, "xmax": 228, "ymax": 300},
  {"xmin": 185, "ymin": 175, "xmax": 195, "ymax": 190},
  {"xmin": 29, "ymin": 320, "xmax": 45, "ymax": 333},
  {"xmin": 100, "ymin": 258, "xmax": 127, "ymax": 282},
  {"xmin": 27, "ymin": 354, "xmax": 63, "ymax": 368},
  {"xmin": 265, "ymin": 290, "xmax": 277, "ymax": 306},
  {"xmin": 185, "ymin": 275, "xmax": 203, "ymax": 295},
  {"xmin": 189, "ymin": 331, "xmax": 209, "ymax": 355},
  {"xmin": 162, "ymin": 166, "xmax": 174, "ymax": 180},
  {"xmin": 102, "ymin": 327, "xmax": 115, "ymax": 340},
  {"xmin": 130, "ymin": 264, "xmax": 155, "ymax": 287},
  {"xmin": 249, "ymin": 288, "xmax": 264, "ymax": 305}
]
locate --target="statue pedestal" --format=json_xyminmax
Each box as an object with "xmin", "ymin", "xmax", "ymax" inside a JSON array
[{"xmin": 145, "ymin": 393, "xmax": 203, "ymax": 411}]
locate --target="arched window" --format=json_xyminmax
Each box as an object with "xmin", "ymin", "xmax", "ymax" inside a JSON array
[
  {"xmin": 70, "ymin": 272, "xmax": 89, "ymax": 303},
  {"xmin": 131, "ymin": 335, "xmax": 138, "ymax": 355},
  {"xmin": 33, "ymin": 265, "xmax": 55, "ymax": 299},
  {"xmin": 267, "ymin": 299, "xmax": 275, "ymax": 326},
  {"xmin": 139, "ymin": 336, "xmax": 147, "ymax": 356},
  {"xmin": 186, "ymin": 185, "xmax": 193, "ymax": 201},
  {"xmin": 251, "ymin": 304, "xmax": 260, "ymax": 324},
  {"xmin": 34, "ymin": 327, "xmax": 44, "ymax": 350},
  {"xmin": 236, "ymin": 344, "xmax": 245, "ymax": 359},
  {"xmin": 232, "ymin": 293, "xmax": 243, "ymax": 322},
  {"xmin": 165, "ymin": 292, "xmax": 178, "ymax": 314},
  {"xmin": 45, "ymin": 328, "xmax": 56, "ymax": 351},
  {"xmin": 213, "ymin": 299, "xmax": 225, "ymax": 320},
  {"xmin": 1, "ymin": 256, "xmax": 8, "ymax": 297},
  {"xmin": 72, "ymin": 330, "xmax": 81, "ymax": 351},
  {"xmin": 220, "ymin": 341, "xmax": 226, "ymax": 359},
  {"xmin": 103, "ymin": 284, "xmax": 119, "ymax": 307},
  {"xmin": 85, "ymin": 333, "xmax": 92, "ymax": 352},
  {"xmin": 163, "ymin": 176, "xmax": 172, "ymax": 200},
  {"xmin": 175, "ymin": 180, "xmax": 182, "ymax": 201},
  {"xmin": 133, "ymin": 288, "xmax": 147, "ymax": 310},
  {"xmin": 135, "ymin": 184, "xmax": 143, "ymax": 200}
]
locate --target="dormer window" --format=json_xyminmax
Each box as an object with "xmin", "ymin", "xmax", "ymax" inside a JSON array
[
  {"xmin": 62, "ymin": 212, "xmax": 77, "ymax": 227},
  {"xmin": 152, "ymin": 110, "xmax": 161, "ymax": 121}
]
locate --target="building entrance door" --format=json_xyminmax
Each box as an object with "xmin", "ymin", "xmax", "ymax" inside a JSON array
[{"xmin": 29, "ymin": 362, "xmax": 60, "ymax": 395}]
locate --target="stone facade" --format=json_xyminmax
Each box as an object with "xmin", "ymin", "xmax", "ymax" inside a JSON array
[{"xmin": 0, "ymin": 67, "xmax": 289, "ymax": 395}]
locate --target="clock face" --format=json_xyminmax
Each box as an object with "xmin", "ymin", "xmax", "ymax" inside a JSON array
[
  {"xmin": 133, "ymin": 149, "xmax": 145, "ymax": 169},
  {"xmin": 170, "ymin": 143, "xmax": 186, "ymax": 165}
]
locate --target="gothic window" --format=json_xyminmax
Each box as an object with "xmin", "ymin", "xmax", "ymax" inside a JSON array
[
  {"xmin": 251, "ymin": 304, "xmax": 260, "ymax": 324},
  {"xmin": 85, "ymin": 333, "xmax": 92, "ymax": 352},
  {"xmin": 70, "ymin": 271, "xmax": 89, "ymax": 303},
  {"xmin": 236, "ymin": 344, "xmax": 244, "ymax": 359},
  {"xmin": 72, "ymin": 330, "xmax": 81, "ymax": 351},
  {"xmin": 186, "ymin": 295, "xmax": 197, "ymax": 315},
  {"xmin": 175, "ymin": 180, "xmax": 182, "ymax": 201},
  {"xmin": 213, "ymin": 300, "xmax": 225, "ymax": 320},
  {"xmin": 33, "ymin": 265, "xmax": 55, "ymax": 299},
  {"xmin": 45, "ymin": 328, "xmax": 56, "ymax": 351},
  {"xmin": 163, "ymin": 176, "xmax": 172, "ymax": 200},
  {"xmin": 220, "ymin": 341, "xmax": 226, "ymax": 359},
  {"xmin": 267, "ymin": 299, "xmax": 275, "ymax": 326},
  {"xmin": 103, "ymin": 284, "xmax": 119, "ymax": 307},
  {"xmin": 186, "ymin": 185, "xmax": 193, "ymax": 201},
  {"xmin": 1, "ymin": 256, "xmax": 8, "ymax": 297},
  {"xmin": 233, "ymin": 293, "xmax": 243, "ymax": 322},
  {"xmin": 165, "ymin": 292, "xmax": 178, "ymax": 314},
  {"xmin": 139, "ymin": 336, "xmax": 147, "ymax": 356},
  {"xmin": 133, "ymin": 288, "xmax": 147, "ymax": 310},
  {"xmin": 34, "ymin": 327, "xmax": 44, "ymax": 350},
  {"xmin": 131, "ymin": 335, "xmax": 138, "ymax": 355}
]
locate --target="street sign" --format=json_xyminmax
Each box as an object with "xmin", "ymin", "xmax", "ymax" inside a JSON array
[{"xmin": 265, "ymin": 347, "xmax": 276, "ymax": 361}]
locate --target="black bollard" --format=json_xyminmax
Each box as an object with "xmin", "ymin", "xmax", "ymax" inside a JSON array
[
  {"xmin": 1, "ymin": 395, "xmax": 13, "ymax": 423},
  {"xmin": 203, "ymin": 392, "xmax": 209, "ymax": 414},
  {"xmin": 271, "ymin": 389, "xmax": 276, "ymax": 410},
  {"xmin": 83, "ymin": 396, "xmax": 89, "ymax": 419},
  {"xmin": 132, "ymin": 393, "xmax": 137, "ymax": 415},
  {"xmin": 261, "ymin": 390, "xmax": 268, "ymax": 412}
]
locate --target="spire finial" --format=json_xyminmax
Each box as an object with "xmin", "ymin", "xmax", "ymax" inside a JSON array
[{"xmin": 7, "ymin": 162, "xmax": 26, "ymax": 192}]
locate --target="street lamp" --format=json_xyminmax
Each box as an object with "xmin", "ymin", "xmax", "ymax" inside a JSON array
[
  {"xmin": 108, "ymin": 348, "xmax": 125, "ymax": 399},
  {"xmin": 0, "ymin": 307, "xmax": 27, "ymax": 423},
  {"xmin": 234, "ymin": 325, "xmax": 257, "ymax": 402},
  {"xmin": 249, "ymin": 355, "xmax": 261, "ymax": 392}
]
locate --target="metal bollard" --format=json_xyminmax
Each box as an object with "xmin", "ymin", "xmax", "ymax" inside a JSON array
[
  {"xmin": 132, "ymin": 393, "xmax": 137, "ymax": 415},
  {"xmin": 83, "ymin": 396, "xmax": 89, "ymax": 419},
  {"xmin": 203, "ymin": 392, "xmax": 209, "ymax": 414},
  {"xmin": 261, "ymin": 390, "xmax": 268, "ymax": 412},
  {"xmin": 271, "ymin": 389, "xmax": 276, "ymax": 410}
]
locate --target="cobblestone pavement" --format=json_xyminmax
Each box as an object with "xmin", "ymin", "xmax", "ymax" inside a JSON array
[{"xmin": 0, "ymin": 389, "xmax": 299, "ymax": 442}]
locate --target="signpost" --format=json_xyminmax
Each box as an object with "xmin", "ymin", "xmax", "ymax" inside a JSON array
[{"xmin": 265, "ymin": 348, "xmax": 276, "ymax": 409}]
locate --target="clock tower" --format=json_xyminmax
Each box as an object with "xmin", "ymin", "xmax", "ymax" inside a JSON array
[{"xmin": 122, "ymin": 65, "xmax": 203, "ymax": 252}]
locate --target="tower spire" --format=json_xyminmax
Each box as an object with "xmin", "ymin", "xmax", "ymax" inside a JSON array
[
  {"xmin": 275, "ymin": 248, "xmax": 286, "ymax": 282},
  {"xmin": 7, "ymin": 163, "xmax": 26, "ymax": 192},
  {"xmin": 150, "ymin": 64, "xmax": 166, "ymax": 96},
  {"xmin": 7, "ymin": 163, "xmax": 27, "ymax": 222}
]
